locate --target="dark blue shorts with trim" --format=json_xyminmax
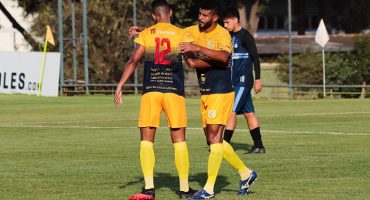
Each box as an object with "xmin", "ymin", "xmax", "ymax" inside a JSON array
[{"xmin": 232, "ymin": 85, "xmax": 255, "ymax": 114}]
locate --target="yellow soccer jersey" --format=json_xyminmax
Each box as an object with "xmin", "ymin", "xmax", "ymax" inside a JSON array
[
  {"xmin": 185, "ymin": 24, "xmax": 232, "ymax": 53},
  {"xmin": 134, "ymin": 23, "xmax": 193, "ymax": 96},
  {"xmin": 185, "ymin": 24, "xmax": 233, "ymax": 95}
]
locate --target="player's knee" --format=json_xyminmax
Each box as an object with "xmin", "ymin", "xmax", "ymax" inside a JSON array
[
  {"xmin": 170, "ymin": 128, "xmax": 186, "ymax": 143},
  {"xmin": 244, "ymin": 112, "xmax": 256, "ymax": 119},
  {"xmin": 206, "ymin": 134, "xmax": 222, "ymax": 144}
]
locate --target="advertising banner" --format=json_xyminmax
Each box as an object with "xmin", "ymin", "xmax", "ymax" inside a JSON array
[{"xmin": 0, "ymin": 52, "xmax": 60, "ymax": 97}]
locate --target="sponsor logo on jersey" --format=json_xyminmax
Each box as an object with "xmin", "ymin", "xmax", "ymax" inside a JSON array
[
  {"xmin": 201, "ymin": 74, "xmax": 206, "ymax": 84},
  {"xmin": 208, "ymin": 41, "xmax": 214, "ymax": 49},
  {"xmin": 208, "ymin": 110, "xmax": 217, "ymax": 119},
  {"xmin": 240, "ymin": 75, "xmax": 245, "ymax": 82}
]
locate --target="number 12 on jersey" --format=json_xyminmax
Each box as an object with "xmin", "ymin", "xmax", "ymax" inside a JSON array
[{"xmin": 154, "ymin": 37, "xmax": 171, "ymax": 65}]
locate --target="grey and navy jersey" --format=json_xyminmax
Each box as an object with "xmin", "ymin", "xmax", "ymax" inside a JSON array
[{"xmin": 231, "ymin": 28, "xmax": 261, "ymax": 87}]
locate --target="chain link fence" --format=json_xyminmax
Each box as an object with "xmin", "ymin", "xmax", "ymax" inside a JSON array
[
  {"xmin": 56, "ymin": 0, "xmax": 370, "ymax": 98},
  {"xmin": 256, "ymin": 0, "xmax": 370, "ymax": 99}
]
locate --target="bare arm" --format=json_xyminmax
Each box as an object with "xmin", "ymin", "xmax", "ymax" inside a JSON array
[
  {"xmin": 185, "ymin": 58, "xmax": 212, "ymax": 69},
  {"xmin": 114, "ymin": 44, "xmax": 145, "ymax": 104},
  {"xmin": 179, "ymin": 42, "xmax": 230, "ymax": 64},
  {"xmin": 129, "ymin": 26, "xmax": 146, "ymax": 37}
]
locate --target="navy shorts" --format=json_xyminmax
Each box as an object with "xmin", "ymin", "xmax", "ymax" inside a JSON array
[{"xmin": 232, "ymin": 85, "xmax": 255, "ymax": 114}]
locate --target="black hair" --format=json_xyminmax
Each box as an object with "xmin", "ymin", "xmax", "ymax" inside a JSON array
[
  {"xmin": 224, "ymin": 6, "xmax": 240, "ymax": 21},
  {"xmin": 200, "ymin": 0, "xmax": 221, "ymax": 16},
  {"xmin": 151, "ymin": 0, "xmax": 170, "ymax": 13}
]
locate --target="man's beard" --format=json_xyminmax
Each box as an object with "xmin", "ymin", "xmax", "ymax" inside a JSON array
[{"xmin": 198, "ymin": 20, "xmax": 213, "ymax": 32}]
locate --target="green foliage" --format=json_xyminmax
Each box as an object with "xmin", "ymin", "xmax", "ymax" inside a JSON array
[
  {"xmin": 352, "ymin": 35, "xmax": 370, "ymax": 83},
  {"xmin": 277, "ymin": 50, "xmax": 322, "ymax": 85},
  {"xmin": 13, "ymin": 0, "xmax": 195, "ymax": 84},
  {"xmin": 277, "ymin": 35, "xmax": 370, "ymax": 98}
]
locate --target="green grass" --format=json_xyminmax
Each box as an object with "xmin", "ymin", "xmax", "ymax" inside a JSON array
[{"xmin": 1, "ymin": 94, "xmax": 370, "ymax": 200}]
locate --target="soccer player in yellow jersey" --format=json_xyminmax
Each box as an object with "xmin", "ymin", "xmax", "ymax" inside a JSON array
[
  {"xmin": 114, "ymin": 1, "xmax": 196, "ymax": 199},
  {"xmin": 179, "ymin": 1, "xmax": 257, "ymax": 199}
]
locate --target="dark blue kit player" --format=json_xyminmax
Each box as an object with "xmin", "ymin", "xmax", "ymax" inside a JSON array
[{"xmin": 223, "ymin": 7, "xmax": 265, "ymax": 153}]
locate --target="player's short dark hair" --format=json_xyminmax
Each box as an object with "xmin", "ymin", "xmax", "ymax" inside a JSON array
[
  {"xmin": 151, "ymin": 0, "xmax": 170, "ymax": 13},
  {"xmin": 200, "ymin": 0, "xmax": 221, "ymax": 16},
  {"xmin": 225, "ymin": 7, "xmax": 240, "ymax": 21}
]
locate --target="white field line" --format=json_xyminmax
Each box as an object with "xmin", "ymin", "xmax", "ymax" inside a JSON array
[
  {"xmin": 0, "ymin": 119, "xmax": 138, "ymax": 125},
  {"xmin": 260, "ymin": 111, "xmax": 370, "ymax": 117},
  {"xmin": 0, "ymin": 124, "xmax": 368, "ymax": 136},
  {"xmin": 1, "ymin": 111, "xmax": 369, "ymax": 126}
]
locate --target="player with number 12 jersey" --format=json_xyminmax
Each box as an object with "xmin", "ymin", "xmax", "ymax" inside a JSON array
[{"xmin": 135, "ymin": 23, "xmax": 193, "ymax": 97}]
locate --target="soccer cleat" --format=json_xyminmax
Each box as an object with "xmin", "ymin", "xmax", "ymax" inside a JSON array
[
  {"xmin": 179, "ymin": 187, "xmax": 198, "ymax": 199},
  {"xmin": 237, "ymin": 171, "xmax": 257, "ymax": 196},
  {"xmin": 246, "ymin": 146, "xmax": 266, "ymax": 154},
  {"xmin": 128, "ymin": 188, "xmax": 155, "ymax": 200},
  {"xmin": 188, "ymin": 189, "xmax": 214, "ymax": 199}
]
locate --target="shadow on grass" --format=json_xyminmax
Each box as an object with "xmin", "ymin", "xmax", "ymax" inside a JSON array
[
  {"xmin": 119, "ymin": 172, "xmax": 231, "ymax": 195},
  {"xmin": 189, "ymin": 172, "xmax": 231, "ymax": 194},
  {"xmin": 229, "ymin": 141, "xmax": 253, "ymax": 152},
  {"xmin": 198, "ymin": 141, "xmax": 253, "ymax": 153},
  {"xmin": 118, "ymin": 172, "xmax": 178, "ymax": 192}
]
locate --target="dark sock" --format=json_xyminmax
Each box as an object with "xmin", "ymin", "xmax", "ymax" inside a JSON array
[
  {"xmin": 223, "ymin": 129, "xmax": 234, "ymax": 143},
  {"xmin": 250, "ymin": 127, "xmax": 264, "ymax": 148}
]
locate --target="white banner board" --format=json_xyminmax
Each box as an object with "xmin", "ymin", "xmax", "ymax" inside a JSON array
[{"xmin": 0, "ymin": 52, "xmax": 60, "ymax": 96}]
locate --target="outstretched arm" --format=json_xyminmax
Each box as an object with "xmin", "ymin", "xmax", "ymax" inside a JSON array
[
  {"xmin": 114, "ymin": 44, "xmax": 145, "ymax": 104},
  {"xmin": 129, "ymin": 26, "xmax": 146, "ymax": 37}
]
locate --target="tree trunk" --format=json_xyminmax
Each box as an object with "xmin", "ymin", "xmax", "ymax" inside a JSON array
[
  {"xmin": 238, "ymin": 0, "xmax": 261, "ymax": 36},
  {"xmin": 294, "ymin": 0, "xmax": 307, "ymax": 35},
  {"xmin": 248, "ymin": 0, "xmax": 260, "ymax": 36},
  {"xmin": 0, "ymin": 2, "xmax": 40, "ymax": 50},
  {"xmin": 238, "ymin": 5, "xmax": 248, "ymax": 30},
  {"xmin": 360, "ymin": 81, "xmax": 366, "ymax": 99}
]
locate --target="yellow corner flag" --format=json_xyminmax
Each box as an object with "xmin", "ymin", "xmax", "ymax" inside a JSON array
[
  {"xmin": 45, "ymin": 25, "xmax": 55, "ymax": 45},
  {"xmin": 37, "ymin": 25, "xmax": 55, "ymax": 96}
]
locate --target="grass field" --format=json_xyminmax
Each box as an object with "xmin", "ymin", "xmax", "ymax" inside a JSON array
[{"xmin": 1, "ymin": 94, "xmax": 370, "ymax": 200}]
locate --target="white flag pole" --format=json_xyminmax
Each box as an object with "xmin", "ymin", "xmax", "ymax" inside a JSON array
[
  {"xmin": 315, "ymin": 19, "xmax": 329, "ymax": 98},
  {"xmin": 322, "ymin": 49, "xmax": 326, "ymax": 98}
]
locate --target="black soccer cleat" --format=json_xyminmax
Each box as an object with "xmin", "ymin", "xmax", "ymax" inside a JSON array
[
  {"xmin": 179, "ymin": 187, "xmax": 198, "ymax": 199},
  {"xmin": 246, "ymin": 146, "xmax": 266, "ymax": 154}
]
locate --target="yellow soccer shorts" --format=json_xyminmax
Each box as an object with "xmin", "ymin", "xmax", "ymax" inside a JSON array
[
  {"xmin": 138, "ymin": 92, "xmax": 187, "ymax": 128},
  {"xmin": 200, "ymin": 92, "xmax": 234, "ymax": 128}
]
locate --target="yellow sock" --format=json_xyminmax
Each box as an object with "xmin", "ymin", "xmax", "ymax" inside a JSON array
[
  {"xmin": 204, "ymin": 143, "xmax": 223, "ymax": 194},
  {"xmin": 140, "ymin": 141, "xmax": 155, "ymax": 189},
  {"xmin": 174, "ymin": 141, "xmax": 189, "ymax": 192},
  {"xmin": 222, "ymin": 141, "xmax": 251, "ymax": 180}
]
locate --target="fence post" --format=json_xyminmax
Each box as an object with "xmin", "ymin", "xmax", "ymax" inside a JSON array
[
  {"xmin": 288, "ymin": 0, "xmax": 293, "ymax": 99},
  {"xmin": 82, "ymin": 0, "xmax": 89, "ymax": 94},
  {"xmin": 58, "ymin": 0, "xmax": 64, "ymax": 95}
]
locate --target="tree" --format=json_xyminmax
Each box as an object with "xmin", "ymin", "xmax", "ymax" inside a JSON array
[
  {"xmin": 12, "ymin": 0, "xmax": 194, "ymax": 84},
  {"xmin": 339, "ymin": 0, "xmax": 370, "ymax": 33},
  {"xmin": 237, "ymin": 0, "xmax": 269, "ymax": 36},
  {"xmin": 169, "ymin": 0, "xmax": 269, "ymax": 35},
  {"xmin": 293, "ymin": 0, "xmax": 370, "ymax": 35},
  {"xmin": 7, "ymin": 0, "xmax": 268, "ymax": 85},
  {"xmin": 276, "ymin": 35, "xmax": 370, "ymax": 99},
  {"xmin": 352, "ymin": 35, "xmax": 370, "ymax": 98},
  {"xmin": 0, "ymin": 1, "xmax": 40, "ymax": 49}
]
